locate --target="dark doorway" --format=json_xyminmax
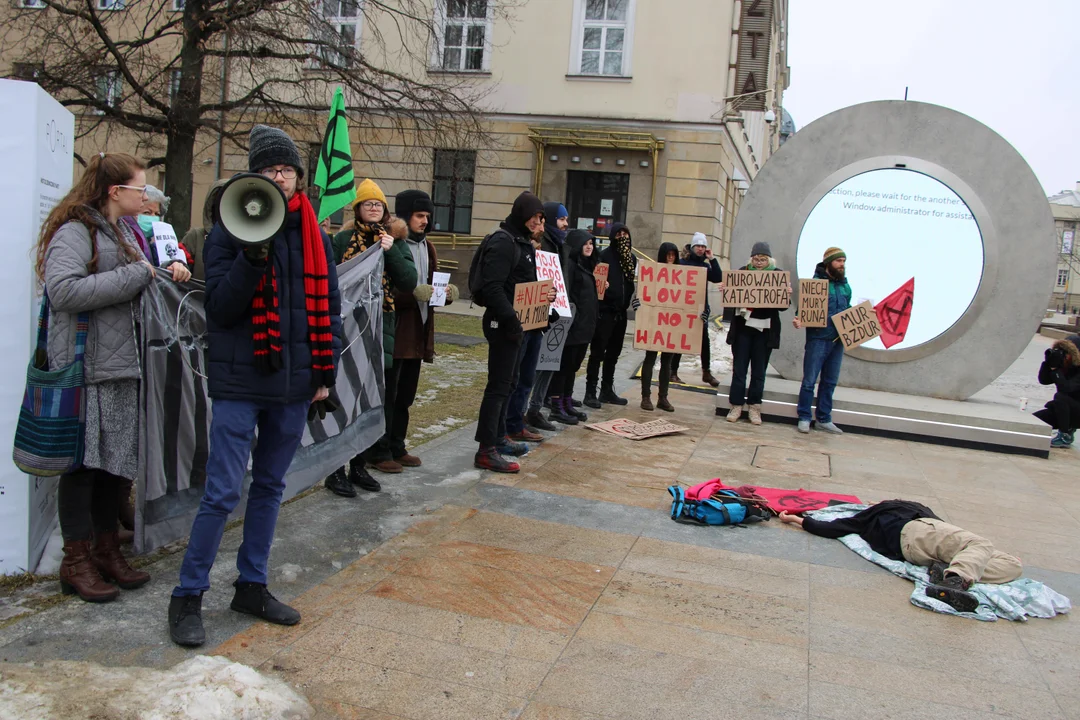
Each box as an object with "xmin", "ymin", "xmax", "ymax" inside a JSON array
[{"xmin": 565, "ymin": 170, "xmax": 629, "ymax": 237}]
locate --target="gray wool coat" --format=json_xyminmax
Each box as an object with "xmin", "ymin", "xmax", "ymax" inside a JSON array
[{"xmin": 44, "ymin": 215, "xmax": 155, "ymax": 384}]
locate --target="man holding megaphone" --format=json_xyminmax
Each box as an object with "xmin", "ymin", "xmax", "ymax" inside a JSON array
[{"xmin": 168, "ymin": 125, "xmax": 343, "ymax": 648}]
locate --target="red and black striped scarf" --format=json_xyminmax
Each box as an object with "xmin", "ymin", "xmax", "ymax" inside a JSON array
[{"xmin": 252, "ymin": 192, "xmax": 335, "ymax": 387}]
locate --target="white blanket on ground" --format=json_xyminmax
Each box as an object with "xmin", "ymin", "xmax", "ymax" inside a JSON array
[{"xmin": 805, "ymin": 504, "xmax": 1072, "ymax": 622}]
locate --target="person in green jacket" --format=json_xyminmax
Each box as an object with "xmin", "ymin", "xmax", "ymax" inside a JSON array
[{"xmin": 326, "ymin": 179, "xmax": 417, "ymax": 496}]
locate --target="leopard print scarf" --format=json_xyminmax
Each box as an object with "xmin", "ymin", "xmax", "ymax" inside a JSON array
[{"xmin": 342, "ymin": 222, "xmax": 395, "ymax": 313}]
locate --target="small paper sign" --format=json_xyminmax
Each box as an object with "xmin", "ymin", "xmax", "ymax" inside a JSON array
[
  {"xmin": 536, "ymin": 315, "xmax": 571, "ymax": 371},
  {"xmin": 721, "ymin": 270, "xmax": 790, "ymax": 308},
  {"xmin": 513, "ymin": 280, "xmax": 553, "ymax": 331},
  {"xmin": 151, "ymin": 221, "xmax": 185, "ymax": 267},
  {"xmin": 594, "ymin": 263, "xmax": 609, "ymax": 300},
  {"xmin": 577, "ymin": 217, "xmax": 593, "ymax": 230},
  {"xmin": 535, "ymin": 250, "xmax": 572, "ymax": 318},
  {"xmin": 832, "ymin": 301, "xmax": 882, "ymax": 350},
  {"xmin": 585, "ymin": 418, "xmax": 689, "ymax": 441},
  {"xmin": 600, "ymin": 198, "xmax": 614, "ymax": 216},
  {"xmin": 429, "ymin": 271, "xmax": 451, "ymax": 307},
  {"xmin": 797, "ymin": 278, "xmax": 829, "ymax": 328}
]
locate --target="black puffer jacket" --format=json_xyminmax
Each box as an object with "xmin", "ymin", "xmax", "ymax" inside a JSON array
[
  {"xmin": 565, "ymin": 230, "xmax": 599, "ymax": 346},
  {"xmin": 477, "ymin": 192, "xmax": 541, "ymax": 334},
  {"xmin": 598, "ymin": 222, "xmax": 635, "ymax": 313}
]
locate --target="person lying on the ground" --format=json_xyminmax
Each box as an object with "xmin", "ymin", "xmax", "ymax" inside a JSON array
[{"xmin": 778, "ymin": 500, "xmax": 1022, "ymax": 613}]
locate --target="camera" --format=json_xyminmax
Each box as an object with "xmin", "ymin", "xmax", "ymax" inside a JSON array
[{"xmin": 1045, "ymin": 347, "xmax": 1066, "ymax": 369}]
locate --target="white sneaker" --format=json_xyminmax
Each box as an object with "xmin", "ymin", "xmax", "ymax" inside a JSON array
[
  {"xmin": 726, "ymin": 404, "xmax": 744, "ymax": 423},
  {"xmin": 748, "ymin": 405, "xmax": 763, "ymax": 426},
  {"xmin": 797, "ymin": 420, "xmax": 810, "ymax": 434},
  {"xmin": 817, "ymin": 421, "xmax": 844, "ymax": 435}
]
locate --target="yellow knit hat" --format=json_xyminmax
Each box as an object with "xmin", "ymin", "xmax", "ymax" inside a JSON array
[{"xmin": 353, "ymin": 178, "xmax": 387, "ymax": 209}]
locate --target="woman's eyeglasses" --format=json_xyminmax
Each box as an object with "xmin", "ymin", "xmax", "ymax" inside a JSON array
[
  {"xmin": 359, "ymin": 201, "xmax": 383, "ymax": 210},
  {"xmin": 115, "ymin": 184, "xmax": 148, "ymax": 198},
  {"xmin": 260, "ymin": 167, "xmax": 297, "ymax": 180}
]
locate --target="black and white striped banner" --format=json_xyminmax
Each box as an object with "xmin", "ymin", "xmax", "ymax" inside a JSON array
[{"xmin": 136, "ymin": 246, "xmax": 385, "ymax": 553}]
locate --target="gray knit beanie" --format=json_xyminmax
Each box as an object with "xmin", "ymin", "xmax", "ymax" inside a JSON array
[
  {"xmin": 248, "ymin": 125, "xmax": 304, "ymax": 178},
  {"xmin": 751, "ymin": 241, "xmax": 772, "ymax": 257}
]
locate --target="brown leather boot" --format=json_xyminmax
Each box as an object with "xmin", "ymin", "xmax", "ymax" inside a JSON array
[
  {"xmin": 702, "ymin": 372, "xmax": 721, "ymax": 388},
  {"xmin": 92, "ymin": 531, "xmax": 150, "ymax": 590},
  {"xmin": 60, "ymin": 540, "xmax": 119, "ymax": 603},
  {"xmin": 657, "ymin": 396, "xmax": 675, "ymax": 412}
]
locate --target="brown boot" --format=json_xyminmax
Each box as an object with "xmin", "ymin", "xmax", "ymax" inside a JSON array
[
  {"xmin": 92, "ymin": 531, "xmax": 150, "ymax": 590},
  {"xmin": 702, "ymin": 372, "xmax": 720, "ymax": 388},
  {"xmin": 657, "ymin": 396, "xmax": 675, "ymax": 412},
  {"xmin": 60, "ymin": 540, "xmax": 119, "ymax": 603},
  {"xmin": 640, "ymin": 395, "xmax": 655, "ymax": 411}
]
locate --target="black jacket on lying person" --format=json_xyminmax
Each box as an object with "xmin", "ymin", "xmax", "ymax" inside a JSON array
[{"xmin": 800, "ymin": 500, "xmax": 940, "ymax": 562}]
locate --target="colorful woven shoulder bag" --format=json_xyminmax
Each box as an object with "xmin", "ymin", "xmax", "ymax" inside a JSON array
[{"xmin": 12, "ymin": 294, "xmax": 90, "ymax": 476}]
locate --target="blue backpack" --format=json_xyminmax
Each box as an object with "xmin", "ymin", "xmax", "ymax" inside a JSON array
[{"xmin": 668, "ymin": 486, "xmax": 770, "ymax": 526}]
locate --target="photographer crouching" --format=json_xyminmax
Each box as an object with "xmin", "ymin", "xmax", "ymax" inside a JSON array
[{"xmin": 1034, "ymin": 335, "xmax": 1080, "ymax": 449}]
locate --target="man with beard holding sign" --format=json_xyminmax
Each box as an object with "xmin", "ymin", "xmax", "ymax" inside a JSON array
[{"xmin": 791, "ymin": 247, "xmax": 851, "ymax": 435}]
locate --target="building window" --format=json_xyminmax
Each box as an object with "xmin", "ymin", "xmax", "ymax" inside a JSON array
[
  {"xmin": 431, "ymin": 150, "xmax": 475, "ymax": 234},
  {"xmin": 570, "ymin": 0, "xmax": 635, "ymax": 76},
  {"xmin": 19, "ymin": 0, "xmax": 47, "ymax": 8},
  {"xmin": 13, "ymin": 62, "xmax": 44, "ymax": 81},
  {"xmin": 94, "ymin": 68, "xmax": 122, "ymax": 113},
  {"xmin": 435, "ymin": 0, "xmax": 491, "ymax": 72},
  {"xmin": 319, "ymin": 0, "xmax": 361, "ymax": 67},
  {"xmin": 1059, "ymin": 269, "xmax": 1070, "ymax": 287},
  {"xmin": 172, "ymin": 0, "xmax": 184, "ymax": 9},
  {"xmin": 96, "ymin": 0, "xmax": 125, "ymax": 9},
  {"xmin": 169, "ymin": 70, "xmax": 182, "ymax": 104}
]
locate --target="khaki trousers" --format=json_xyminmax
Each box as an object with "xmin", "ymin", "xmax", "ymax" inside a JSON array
[{"xmin": 900, "ymin": 518, "xmax": 1022, "ymax": 585}]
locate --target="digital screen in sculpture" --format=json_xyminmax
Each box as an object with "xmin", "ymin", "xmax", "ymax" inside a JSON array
[{"xmin": 797, "ymin": 168, "xmax": 984, "ymax": 351}]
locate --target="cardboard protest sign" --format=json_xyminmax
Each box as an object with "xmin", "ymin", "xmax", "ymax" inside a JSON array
[
  {"xmin": 797, "ymin": 278, "xmax": 829, "ymax": 328},
  {"xmin": 513, "ymin": 280, "xmax": 553, "ymax": 331},
  {"xmin": 429, "ymin": 271, "xmax": 451, "ymax": 307},
  {"xmin": 536, "ymin": 315, "xmax": 571, "ymax": 371},
  {"xmin": 633, "ymin": 260, "xmax": 707, "ymax": 355},
  {"xmin": 721, "ymin": 270, "xmax": 790, "ymax": 308},
  {"xmin": 594, "ymin": 263, "xmax": 609, "ymax": 300},
  {"xmin": 535, "ymin": 250, "xmax": 571, "ymax": 318},
  {"xmin": 831, "ymin": 301, "xmax": 882, "ymax": 350},
  {"xmin": 586, "ymin": 418, "xmax": 689, "ymax": 441},
  {"xmin": 151, "ymin": 221, "xmax": 185, "ymax": 267}
]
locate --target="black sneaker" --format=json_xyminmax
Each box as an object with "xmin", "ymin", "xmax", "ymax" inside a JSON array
[
  {"xmin": 169, "ymin": 593, "xmax": 206, "ymax": 647},
  {"xmin": 571, "ymin": 398, "xmax": 582, "ymax": 408},
  {"xmin": 348, "ymin": 464, "xmax": 381, "ymax": 492},
  {"xmin": 584, "ymin": 392, "xmax": 602, "ymax": 410},
  {"xmin": 925, "ymin": 573, "xmax": 979, "ymax": 613},
  {"xmin": 927, "ymin": 561, "xmax": 948, "ymax": 585},
  {"xmin": 230, "ymin": 581, "xmax": 301, "ymax": 626},
  {"xmin": 599, "ymin": 387, "xmax": 629, "ymax": 406},
  {"xmin": 525, "ymin": 409, "xmax": 556, "ymax": 432},
  {"xmin": 325, "ymin": 467, "xmax": 356, "ymax": 498}
]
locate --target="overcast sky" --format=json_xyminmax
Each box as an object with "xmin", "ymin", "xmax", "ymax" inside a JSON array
[{"xmin": 783, "ymin": 0, "xmax": 1079, "ymax": 196}]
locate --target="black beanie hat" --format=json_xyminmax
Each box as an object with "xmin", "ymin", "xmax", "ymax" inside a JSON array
[
  {"xmin": 248, "ymin": 125, "xmax": 304, "ymax": 179},
  {"xmin": 395, "ymin": 189, "xmax": 436, "ymax": 220},
  {"xmin": 507, "ymin": 191, "xmax": 545, "ymax": 234}
]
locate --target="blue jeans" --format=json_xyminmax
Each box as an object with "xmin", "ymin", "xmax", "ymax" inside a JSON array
[
  {"xmin": 173, "ymin": 398, "xmax": 308, "ymax": 597},
  {"xmin": 505, "ymin": 330, "xmax": 542, "ymax": 434},
  {"xmin": 797, "ymin": 338, "xmax": 844, "ymax": 423}
]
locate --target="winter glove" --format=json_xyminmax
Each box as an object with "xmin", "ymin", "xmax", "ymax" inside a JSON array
[
  {"xmin": 307, "ymin": 387, "xmax": 342, "ymax": 422},
  {"xmin": 631, "ymin": 296, "xmax": 641, "ymax": 311},
  {"xmin": 446, "ymin": 283, "xmax": 460, "ymax": 304},
  {"xmin": 413, "ymin": 284, "xmax": 434, "ymax": 303},
  {"xmin": 243, "ymin": 243, "xmax": 270, "ymax": 265}
]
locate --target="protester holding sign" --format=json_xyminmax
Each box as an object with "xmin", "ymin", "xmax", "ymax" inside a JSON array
[
  {"xmin": 726, "ymin": 242, "xmax": 787, "ymax": 425},
  {"xmin": 639, "ymin": 242, "xmax": 685, "ymax": 412},
  {"xmin": 473, "ymin": 191, "xmax": 548, "ymax": 473},
  {"xmin": 671, "ymin": 233, "xmax": 723, "ymax": 387},
  {"xmin": 548, "ymin": 230, "xmax": 600, "ymax": 423},
  {"xmin": 119, "ymin": 186, "xmax": 193, "ymax": 284},
  {"xmin": 325, "ymin": 179, "xmax": 416, "ymax": 497},
  {"xmin": 169, "ymin": 126, "xmax": 342, "ymax": 646},
  {"xmin": 791, "ymin": 247, "xmax": 852, "ymax": 434},
  {"xmin": 585, "ymin": 222, "xmax": 636, "ymax": 408},
  {"xmin": 37, "ymin": 152, "xmax": 156, "ymax": 603},
  {"xmin": 386, "ymin": 190, "xmax": 458, "ymax": 468}
]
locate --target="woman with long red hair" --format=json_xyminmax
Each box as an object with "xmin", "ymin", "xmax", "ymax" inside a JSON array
[{"xmin": 37, "ymin": 152, "xmax": 157, "ymax": 603}]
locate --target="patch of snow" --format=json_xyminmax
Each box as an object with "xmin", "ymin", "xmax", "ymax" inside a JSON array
[
  {"xmin": 33, "ymin": 522, "xmax": 64, "ymax": 576},
  {"xmin": 277, "ymin": 563, "xmax": 307, "ymax": 583},
  {"xmin": 411, "ymin": 416, "xmax": 467, "ymax": 440},
  {"xmin": 0, "ymin": 655, "xmax": 312, "ymax": 720},
  {"xmin": 425, "ymin": 470, "xmax": 482, "ymax": 487}
]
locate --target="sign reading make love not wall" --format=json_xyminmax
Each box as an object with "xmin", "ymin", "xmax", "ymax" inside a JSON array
[
  {"xmin": 633, "ymin": 260, "xmax": 707, "ymax": 355},
  {"xmin": 0, "ymin": 81, "xmax": 74, "ymax": 574}
]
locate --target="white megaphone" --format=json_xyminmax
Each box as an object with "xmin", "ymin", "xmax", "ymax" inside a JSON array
[{"xmin": 218, "ymin": 173, "xmax": 288, "ymax": 245}]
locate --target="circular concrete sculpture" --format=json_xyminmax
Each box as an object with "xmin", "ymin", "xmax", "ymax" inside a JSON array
[{"xmin": 730, "ymin": 100, "xmax": 1057, "ymax": 399}]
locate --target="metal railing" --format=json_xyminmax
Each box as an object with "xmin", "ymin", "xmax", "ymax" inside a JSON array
[{"xmin": 428, "ymin": 233, "xmax": 484, "ymax": 249}]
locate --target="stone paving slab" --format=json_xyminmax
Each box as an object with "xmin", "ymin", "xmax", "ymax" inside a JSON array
[{"xmin": 2, "ymin": 345, "xmax": 1078, "ymax": 719}]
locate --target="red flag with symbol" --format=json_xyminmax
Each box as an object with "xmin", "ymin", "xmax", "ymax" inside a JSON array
[{"xmin": 874, "ymin": 278, "xmax": 914, "ymax": 349}]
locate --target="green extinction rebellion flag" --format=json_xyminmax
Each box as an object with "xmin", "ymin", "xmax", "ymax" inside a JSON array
[{"xmin": 313, "ymin": 87, "xmax": 355, "ymax": 223}]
